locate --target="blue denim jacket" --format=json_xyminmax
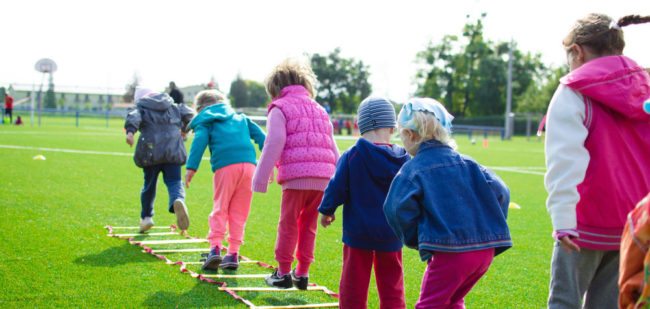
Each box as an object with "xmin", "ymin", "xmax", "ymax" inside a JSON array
[{"xmin": 384, "ymin": 140, "xmax": 512, "ymax": 261}]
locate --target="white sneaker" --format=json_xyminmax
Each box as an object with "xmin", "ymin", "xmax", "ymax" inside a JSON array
[
  {"xmin": 139, "ymin": 217, "xmax": 154, "ymax": 233},
  {"xmin": 173, "ymin": 199, "xmax": 190, "ymax": 231}
]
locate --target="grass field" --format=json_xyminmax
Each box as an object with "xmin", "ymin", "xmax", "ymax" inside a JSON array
[{"xmin": 0, "ymin": 117, "xmax": 551, "ymax": 308}]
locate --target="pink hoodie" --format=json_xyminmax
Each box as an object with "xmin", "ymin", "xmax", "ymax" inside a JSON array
[{"xmin": 561, "ymin": 55, "xmax": 650, "ymax": 250}]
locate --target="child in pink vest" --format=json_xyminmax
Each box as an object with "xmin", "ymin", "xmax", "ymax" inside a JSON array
[
  {"xmin": 253, "ymin": 58, "xmax": 339, "ymax": 289},
  {"xmin": 545, "ymin": 14, "xmax": 650, "ymax": 308}
]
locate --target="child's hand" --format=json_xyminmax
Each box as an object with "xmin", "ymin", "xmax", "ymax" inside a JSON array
[
  {"xmin": 184, "ymin": 170, "xmax": 196, "ymax": 188},
  {"xmin": 559, "ymin": 235, "xmax": 580, "ymax": 253},
  {"xmin": 269, "ymin": 169, "xmax": 275, "ymax": 184},
  {"xmin": 320, "ymin": 214, "xmax": 335, "ymax": 228},
  {"xmin": 126, "ymin": 132, "xmax": 134, "ymax": 147}
]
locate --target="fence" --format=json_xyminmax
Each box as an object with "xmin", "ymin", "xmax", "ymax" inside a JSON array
[{"xmin": 5, "ymin": 107, "xmax": 128, "ymax": 128}]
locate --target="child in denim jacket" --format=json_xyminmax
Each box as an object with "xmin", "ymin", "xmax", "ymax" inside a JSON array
[{"xmin": 384, "ymin": 97, "xmax": 512, "ymax": 308}]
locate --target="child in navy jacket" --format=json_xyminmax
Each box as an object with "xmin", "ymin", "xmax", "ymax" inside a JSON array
[{"xmin": 319, "ymin": 97, "xmax": 410, "ymax": 309}]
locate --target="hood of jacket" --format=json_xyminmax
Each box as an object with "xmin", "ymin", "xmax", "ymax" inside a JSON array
[
  {"xmin": 561, "ymin": 55, "xmax": 650, "ymax": 120},
  {"xmin": 189, "ymin": 103, "xmax": 235, "ymax": 129},
  {"xmin": 136, "ymin": 93, "xmax": 174, "ymax": 111},
  {"xmin": 355, "ymin": 137, "xmax": 410, "ymax": 183}
]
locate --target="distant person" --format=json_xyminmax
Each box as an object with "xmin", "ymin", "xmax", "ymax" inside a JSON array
[
  {"xmin": 124, "ymin": 87, "xmax": 195, "ymax": 233},
  {"xmin": 184, "ymin": 90, "xmax": 266, "ymax": 271},
  {"xmin": 168, "ymin": 81, "xmax": 184, "ymax": 104},
  {"xmin": 384, "ymin": 98, "xmax": 512, "ymax": 309},
  {"xmin": 14, "ymin": 115, "xmax": 22, "ymax": 125},
  {"xmin": 544, "ymin": 14, "xmax": 650, "ymax": 308},
  {"xmin": 4, "ymin": 92, "xmax": 13, "ymax": 124},
  {"xmin": 322, "ymin": 101, "xmax": 331, "ymax": 115},
  {"xmin": 319, "ymin": 96, "xmax": 410, "ymax": 309},
  {"xmin": 252, "ymin": 58, "xmax": 339, "ymax": 289}
]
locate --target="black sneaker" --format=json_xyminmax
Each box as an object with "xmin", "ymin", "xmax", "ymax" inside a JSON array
[
  {"xmin": 265, "ymin": 270, "xmax": 292, "ymax": 289},
  {"xmin": 291, "ymin": 269, "xmax": 308, "ymax": 290},
  {"xmin": 201, "ymin": 248, "xmax": 223, "ymax": 271},
  {"xmin": 219, "ymin": 253, "xmax": 239, "ymax": 270}
]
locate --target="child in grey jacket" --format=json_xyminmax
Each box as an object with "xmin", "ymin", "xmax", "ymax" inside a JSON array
[{"xmin": 124, "ymin": 87, "xmax": 195, "ymax": 233}]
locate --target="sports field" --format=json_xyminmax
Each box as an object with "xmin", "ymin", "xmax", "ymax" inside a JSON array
[{"xmin": 0, "ymin": 117, "xmax": 551, "ymax": 308}]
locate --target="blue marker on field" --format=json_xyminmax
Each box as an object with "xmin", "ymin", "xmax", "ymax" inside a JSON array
[{"xmin": 644, "ymin": 99, "xmax": 650, "ymax": 114}]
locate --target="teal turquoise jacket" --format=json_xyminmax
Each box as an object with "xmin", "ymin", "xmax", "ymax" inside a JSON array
[{"xmin": 186, "ymin": 103, "xmax": 265, "ymax": 172}]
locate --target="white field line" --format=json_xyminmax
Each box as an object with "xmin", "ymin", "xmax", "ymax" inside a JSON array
[{"xmin": 1, "ymin": 144, "xmax": 546, "ymax": 176}]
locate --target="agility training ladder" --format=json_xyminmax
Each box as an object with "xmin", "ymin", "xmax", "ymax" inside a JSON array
[{"xmin": 106, "ymin": 225, "xmax": 339, "ymax": 309}]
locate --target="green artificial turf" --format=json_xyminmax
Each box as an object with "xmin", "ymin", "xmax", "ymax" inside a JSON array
[{"xmin": 0, "ymin": 118, "xmax": 552, "ymax": 308}]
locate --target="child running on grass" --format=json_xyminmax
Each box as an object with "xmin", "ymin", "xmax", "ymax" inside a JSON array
[
  {"xmin": 384, "ymin": 98, "xmax": 512, "ymax": 308},
  {"xmin": 252, "ymin": 58, "xmax": 339, "ymax": 290},
  {"xmin": 318, "ymin": 96, "xmax": 410, "ymax": 309},
  {"xmin": 184, "ymin": 90, "xmax": 265, "ymax": 270},
  {"xmin": 124, "ymin": 87, "xmax": 194, "ymax": 233},
  {"xmin": 544, "ymin": 14, "xmax": 650, "ymax": 308}
]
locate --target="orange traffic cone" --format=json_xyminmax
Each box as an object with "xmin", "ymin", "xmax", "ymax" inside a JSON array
[{"xmin": 483, "ymin": 139, "xmax": 488, "ymax": 148}]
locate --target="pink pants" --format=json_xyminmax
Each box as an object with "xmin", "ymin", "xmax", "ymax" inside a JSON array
[
  {"xmin": 339, "ymin": 245, "xmax": 406, "ymax": 309},
  {"xmin": 207, "ymin": 163, "xmax": 255, "ymax": 254},
  {"xmin": 274, "ymin": 189, "xmax": 323, "ymax": 275},
  {"xmin": 416, "ymin": 248, "xmax": 494, "ymax": 309}
]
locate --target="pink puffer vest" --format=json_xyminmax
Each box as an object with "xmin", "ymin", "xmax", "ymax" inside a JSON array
[{"xmin": 267, "ymin": 85, "xmax": 337, "ymax": 183}]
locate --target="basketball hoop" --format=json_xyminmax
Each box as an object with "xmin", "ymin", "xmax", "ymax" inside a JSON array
[{"xmin": 35, "ymin": 58, "xmax": 57, "ymax": 73}]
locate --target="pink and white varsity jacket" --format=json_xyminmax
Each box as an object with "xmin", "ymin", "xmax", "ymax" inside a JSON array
[{"xmin": 545, "ymin": 55, "xmax": 650, "ymax": 250}]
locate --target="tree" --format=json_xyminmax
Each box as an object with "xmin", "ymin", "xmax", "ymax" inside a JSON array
[
  {"xmin": 415, "ymin": 14, "xmax": 547, "ymax": 117},
  {"xmin": 246, "ymin": 80, "xmax": 269, "ymax": 107},
  {"xmin": 309, "ymin": 48, "xmax": 372, "ymax": 114},
  {"xmin": 44, "ymin": 74, "xmax": 57, "ymax": 109},
  {"xmin": 229, "ymin": 74, "xmax": 248, "ymax": 108},
  {"xmin": 516, "ymin": 66, "xmax": 568, "ymax": 114},
  {"xmin": 123, "ymin": 72, "xmax": 140, "ymax": 103}
]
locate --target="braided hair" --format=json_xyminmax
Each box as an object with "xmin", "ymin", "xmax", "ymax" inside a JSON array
[{"xmin": 563, "ymin": 13, "xmax": 650, "ymax": 56}]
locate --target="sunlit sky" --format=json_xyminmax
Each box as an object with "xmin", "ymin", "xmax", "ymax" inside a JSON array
[{"xmin": 2, "ymin": 0, "xmax": 649, "ymax": 102}]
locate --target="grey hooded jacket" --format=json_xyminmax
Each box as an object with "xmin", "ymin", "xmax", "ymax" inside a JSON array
[{"xmin": 124, "ymin": 93, "xmax": 194, "ymax": 168}]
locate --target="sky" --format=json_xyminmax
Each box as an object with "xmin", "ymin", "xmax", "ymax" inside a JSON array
[{"xmin": 1, "ymin": 0, "xmax": 649, "ymax": 102}]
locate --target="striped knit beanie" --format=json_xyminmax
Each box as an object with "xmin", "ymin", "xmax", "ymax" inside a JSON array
[{"xmin": 357, "ymin": 96, "xmax": 396, "ymax": 135}]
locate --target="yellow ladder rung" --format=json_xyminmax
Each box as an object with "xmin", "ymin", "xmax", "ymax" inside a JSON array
[
  {"xmin": 252, "ymin": 303, "xmax": 339, "ymax": 309},
  {"xmin": 109, "ymin": 232, "xmax": 179, "ymax": 237},
  {"xmin": 148, "ymin": 248, "xmax": 210, "ymax": 253},
  {"xmin": 200, "ymin": 274, "xmax": 268, "ymax": 278}
]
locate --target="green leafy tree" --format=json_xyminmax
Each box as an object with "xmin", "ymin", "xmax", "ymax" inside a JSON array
[
  {"xmin": 415, "ymin": 14, "xmax": 547, "ymax": 116},
  {"xmin": 44, "ymin": 74, "xmax": 57, "ymax": 109},
  {"xmin": 246, "ymin": 80, "xmax": 269, "ymax": 107},
  {"xmin": 517, "ymin": 66, "xmax": 569, "ymax": 114},
  {"xmin": 310, "ymin": 48, "xmax": 372, "ymax": 114},
  {"xmin": 229, "ymin": 74, "xmax": 248, "ymax": 108}
]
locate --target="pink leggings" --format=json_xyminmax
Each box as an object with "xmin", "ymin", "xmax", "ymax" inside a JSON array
[
  {"xmin": 207, "ymin": 163, "xmax": 255, "ymax": 254},
  {"xmin": 274, "ymin": 189, "xmax": 323, "ymax": 276},
  {"xmin": 339, "ymin": 245, "xmax": 406, "ymax": 309},
  {"xmin": 416, "ymin": 248, "xmax": 494, "ymax": 309}
]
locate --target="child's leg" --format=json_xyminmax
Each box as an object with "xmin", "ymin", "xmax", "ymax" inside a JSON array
[
  {"xmin": 161, "ymin": 163, "xmax": 184, "ymax": 213},
  {"xmin": 548, "ymin": 245, "xmax": 618, "ymax": 308},
  {"xmin": 416, "ymin": 249, "xmax": 493, "ymax": 309},
  {"xmin": 374, "ymin": 249, "xmax": 406, "ymax": 309},
  {"xmin": 207, "ymin": 165, "xmax": 240, "ymax": 250},
  {"xmin": 140, "ymin": 165, "xmax": 162, "ymax": 218},
  {"xmin": 295, "ymin": 190, "xmax": 323, "ymax": 276},
  {"xmin": 339, "ymin": 245, "xmax": 373, "ymax": 309},
  {"xmin": 224, "ymin": 163, "xmax": 255, "ymax": 254},
  {"xmin": 275, "ymin": 189, "xmax": 303, "ymax": 275},
  {"xmin": 583, "ymin": 250, "xmax": 619, "ymax": 308}
]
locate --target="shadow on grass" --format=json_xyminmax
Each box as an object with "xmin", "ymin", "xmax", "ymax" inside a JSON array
[
  {"xmin": 73, "ymin": 243, "xmax": 160, "ymax": 267},
  {"xmin": 142, "ymin": 282, "xmax": 242, "ymax": 308}
]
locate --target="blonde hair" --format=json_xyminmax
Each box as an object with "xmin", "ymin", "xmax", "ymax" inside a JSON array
[
  {"xmin": 563, "ymin": 13, "xmax": 650, "ymax": 56},
  {"xmin": 399, "ymin": 110, "xmax": 457, "ymax": 150},
  {"xmin": 194, "ymin": 90, "xmax": 226, "ymax": 113},
  {"xmin": 265, "ymin": 58, "xmax": 317, "ymax": 99}
]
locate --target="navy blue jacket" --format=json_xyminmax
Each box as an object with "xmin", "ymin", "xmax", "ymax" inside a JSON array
[
  {"xmin": 384, "ymin": 140, "xmax": 512, "ymax": 261},
  {"xmin": 318, "ymin": 138, "xmax": 411, "ymax": 252}
]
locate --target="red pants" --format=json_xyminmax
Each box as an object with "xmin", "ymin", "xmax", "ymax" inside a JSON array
[
  {"xmin": 416, "ymin": 248, "xmax": 494, "ymax": 309},
  {"xmin": 274, "ymin": 189, "xmax": 323, "ymax": 275},
  {"xmin": 339, "ymin": 245, "xmax": 406, "ymax": 309}
]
